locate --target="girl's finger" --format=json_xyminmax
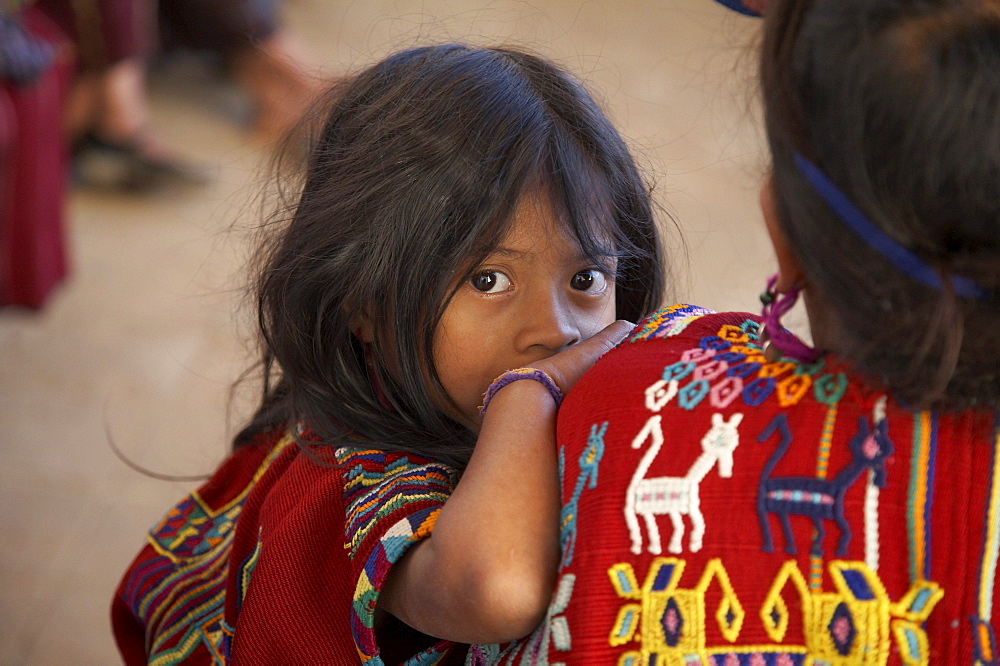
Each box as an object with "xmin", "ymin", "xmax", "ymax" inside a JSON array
[{"xmin": 538, "ymin": 319, "xmax": 635, "ymax": 392}]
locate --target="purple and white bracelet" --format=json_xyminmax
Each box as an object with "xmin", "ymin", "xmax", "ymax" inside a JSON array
[{"xmin": 478, "ymin": 368, "xmax": 564, "ymax": 416}]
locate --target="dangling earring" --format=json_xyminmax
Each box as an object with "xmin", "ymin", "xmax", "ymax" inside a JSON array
[{"xmin": 759, "ymin": 273, "xmax": 820, "ymax": 364}]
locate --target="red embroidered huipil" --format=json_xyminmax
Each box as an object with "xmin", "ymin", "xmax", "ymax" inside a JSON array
[
  {"xmin": 516, "ymin": 305, "xmax": 999, "ymax": 666},
  {"xmin": 112, "ymin": 428, "xmax": 465, "ymax": 664}
]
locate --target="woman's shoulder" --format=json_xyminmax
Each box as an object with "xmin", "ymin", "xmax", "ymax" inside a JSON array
[
  {"xmin": 574, "ymin": 304, "xmax": 765, "ymax": 393},
  {"xmin": 568, "ymin": 303, "xmax": 852, "ymax": 423},
  {"xmin": 568, "ymin": 304, "xmax": 995, "ymax": 437}
]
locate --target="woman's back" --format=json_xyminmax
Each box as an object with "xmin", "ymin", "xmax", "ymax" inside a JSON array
[
  {"xmin": 534, "ymin": 306, "xmax": 997, "ymax": 664},
  {"xmin": 529, "ymin": 0, "xmax": 1000, "ymax": 661}
]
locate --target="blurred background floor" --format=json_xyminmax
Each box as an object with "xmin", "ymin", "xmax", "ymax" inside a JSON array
[{"xmin": 0, "ymin": 0, "xmax": 769, "ymax": 662}]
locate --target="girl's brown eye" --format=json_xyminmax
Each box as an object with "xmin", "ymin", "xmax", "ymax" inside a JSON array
[
  {"xmin": 571, "ymin": 270, "xmax": 607, "ymax": 292},
  {"xmin": 470, "ymin": 271, "xmax": 511, "ymax": 293}
]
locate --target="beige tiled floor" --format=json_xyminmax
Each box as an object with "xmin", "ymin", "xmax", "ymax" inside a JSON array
[{"xmin": 0, "ymin": 1, "xmax": 770, "ymax": 662}]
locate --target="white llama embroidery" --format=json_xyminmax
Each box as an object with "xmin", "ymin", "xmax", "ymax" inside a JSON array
[{"xmin": 625, "ymin": 412, "xmax": 744, "ymax": 554}]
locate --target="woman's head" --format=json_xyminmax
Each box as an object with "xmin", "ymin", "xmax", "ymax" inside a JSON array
[
  {"xmin": 245, "ymin": 44, "xmax": 666, "ymax": 465},
  {"xmin": 760, "ymin": 0, "xmax": 1000, "ymax": 409}
]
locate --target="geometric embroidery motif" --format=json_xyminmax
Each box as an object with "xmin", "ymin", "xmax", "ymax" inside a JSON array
[
  {"xmin": 762, "ymin": 560, "xmax": 942, "ymax": 665},
  {"xmin": 641, "ymin": 318, "xmax": 850, "ymax": 415},
  {"xmin": 148, "ymin": 495, "xmax": 242, "ymax": 562},
  {"xmin": 608, "ymin": 558, "xmax": 745, "ymax": 663},
  {"xmin": 608, "ymin": 557, "xmax": 942, "ymax": 665},
  {"xmin": 126, "ymin": 435, "xmax": 293, "ymax": 666}
]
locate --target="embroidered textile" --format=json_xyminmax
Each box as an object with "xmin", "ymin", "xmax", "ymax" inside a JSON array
[
  {"xmin": 515, "ymin": 305, "xmax": 999, "ymax": 665},
  {"xmin": 112, "ymin": 430, "xmax": 462, "ymax": 665}
]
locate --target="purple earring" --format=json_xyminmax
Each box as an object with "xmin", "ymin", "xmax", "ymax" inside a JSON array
[{"xmin": 759, "ymin": 273, "xmax": 820, "ymax": 364}]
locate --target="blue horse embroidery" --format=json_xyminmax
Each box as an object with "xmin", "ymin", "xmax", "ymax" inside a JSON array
[{"xmin": 757, "ymin": 413, "xmax": 894, "ymax": 556}]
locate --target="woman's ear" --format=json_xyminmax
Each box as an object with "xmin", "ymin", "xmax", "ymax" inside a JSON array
[
  {"xmin": 350, "ymin": 309, "xmax": 375, "ymax": 343},
  {"xmin": 760, "ymin": 174, "xmax": 806, "ymax": 293}
]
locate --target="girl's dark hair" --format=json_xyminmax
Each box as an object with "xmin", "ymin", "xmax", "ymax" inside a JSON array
[
  {"xmin": 236, "ymin": 44, "xmax": 666, "ymax": 466},
  {"xmin": 761, "ymin": 0, "xmax": 1000, "ymax": 409}
]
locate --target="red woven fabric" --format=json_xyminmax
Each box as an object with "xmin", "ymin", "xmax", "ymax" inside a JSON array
[
  {"xmin": 0, "ymin": 7, "xmax": 71, "ymax": 309},
  {"xmin": 112, "ymin": 429, "xmax": 463, "ymax": 664},
  {"xmin": 527, "ymin": 305, "xmax": 999, "ymax": 665},
  {"xmin": 38, "ymin": 0, "xmax": 148, "ymax": 69}
]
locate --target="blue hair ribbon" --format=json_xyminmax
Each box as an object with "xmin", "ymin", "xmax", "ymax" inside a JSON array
[
  {"xmin": 793, "ymin": 152, "xmax": 991, "ymax": 300},
  {"xmin": 713, "ymin": 0, "xmax": 762, "ymax": 16}
]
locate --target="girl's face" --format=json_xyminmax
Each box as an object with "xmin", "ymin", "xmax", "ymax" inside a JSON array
[{"xmin": 432, "ymin": 190, "xmax": 618, "ymax": 430}]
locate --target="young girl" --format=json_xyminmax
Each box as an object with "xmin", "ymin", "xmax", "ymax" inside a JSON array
[
  {"xmin": 110, "ymin": 44, "xmax": 666, "ymax": 664},
  {"xmin": 517, "ymin": 0, "xmax": 1000, "ymax": 663}
]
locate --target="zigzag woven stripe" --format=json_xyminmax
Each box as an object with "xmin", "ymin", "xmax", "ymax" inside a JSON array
[
  {"xmin": 626, "ymin": 304, "xmax": 715, "ymax": 344},
  {"xmin": 334, "ymin": 447, "xmax": 459, "ymax": 664},
  {"xmin": 337, "ymin": 448, "xmax": 456, "ymax": 559},
  {"xmin": 344, "ymin": 470, "xmax": 452, "ymax": 539}
]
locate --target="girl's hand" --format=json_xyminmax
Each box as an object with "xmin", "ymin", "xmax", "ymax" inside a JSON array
[{"xmin": 530, "ymin": 319, "xmax": 635, "ymax": 398}]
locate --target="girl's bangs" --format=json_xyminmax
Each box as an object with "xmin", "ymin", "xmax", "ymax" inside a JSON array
[{"xmin": 539, "ymin": 137, "xmax": 621, "ymax": 262}]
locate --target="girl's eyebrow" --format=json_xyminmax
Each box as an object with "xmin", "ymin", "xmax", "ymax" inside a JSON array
[
  {"xmin": 489, "ymin": 246, "xmax": 529, "ymax": 258},
  {"xmin": 486, "ymin": 245, "xmax": 615, "ymax": 263}
]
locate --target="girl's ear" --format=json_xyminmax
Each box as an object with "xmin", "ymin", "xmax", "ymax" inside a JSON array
[{"xmin": 760, "ymin": 174, "xmax": 806, "ymax": 293}]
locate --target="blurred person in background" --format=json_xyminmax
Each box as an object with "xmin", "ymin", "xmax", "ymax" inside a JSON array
[
  {"xmin": 156, "ymin": 0, "xmax": 322, "ymax": 144},
  {"xmin": 0, "ymin": 0, "xmax": 320, "ymax": 309},
  {"xmin": 0, "ymin": 0, "xmax": 145, "ymax": 308},
  {"xmin": 71, "ymin": 0, "xmax": 322, "ymax": 191}
]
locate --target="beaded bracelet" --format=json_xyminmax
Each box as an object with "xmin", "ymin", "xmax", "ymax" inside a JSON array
[{"xmin": 478, "ymin": 368, "xmax": 564, "ymax": 416}]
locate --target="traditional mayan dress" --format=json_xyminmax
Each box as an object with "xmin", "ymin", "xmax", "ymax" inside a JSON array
[
  {"xmin": 503, "ymin": 305, "xmax": 1000, "ymax": 666},
  {"xmin": 112, "ymin": 427, "xmax": 467, "ymax": 664}
]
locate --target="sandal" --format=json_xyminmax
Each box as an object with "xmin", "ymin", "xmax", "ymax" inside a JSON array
[{"xmin": 72, "ymin": 133, "xmax": 210, "ymax": 193}]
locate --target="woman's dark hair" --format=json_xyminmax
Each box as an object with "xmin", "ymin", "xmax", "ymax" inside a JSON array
[
  {"xmin": 235, "ymin": 44, "xmax": 666, "ymax": 466},
  {"xmin": 761, "ymin": 0, "xmax": 1000, "ymax": 409}
]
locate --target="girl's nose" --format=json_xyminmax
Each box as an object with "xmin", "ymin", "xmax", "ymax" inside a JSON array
[{"xmin": 516, "ymin": 290, "xmax": 581, "ymax": 354}]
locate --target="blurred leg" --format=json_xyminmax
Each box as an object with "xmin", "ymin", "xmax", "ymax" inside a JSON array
[
  {"xmin": 229, "ymin": 30, "xmax": 321, "ymax": 140},
  {"xmin": 159, "ymin": 0, "xmax": 322, "ymax": 141}
]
